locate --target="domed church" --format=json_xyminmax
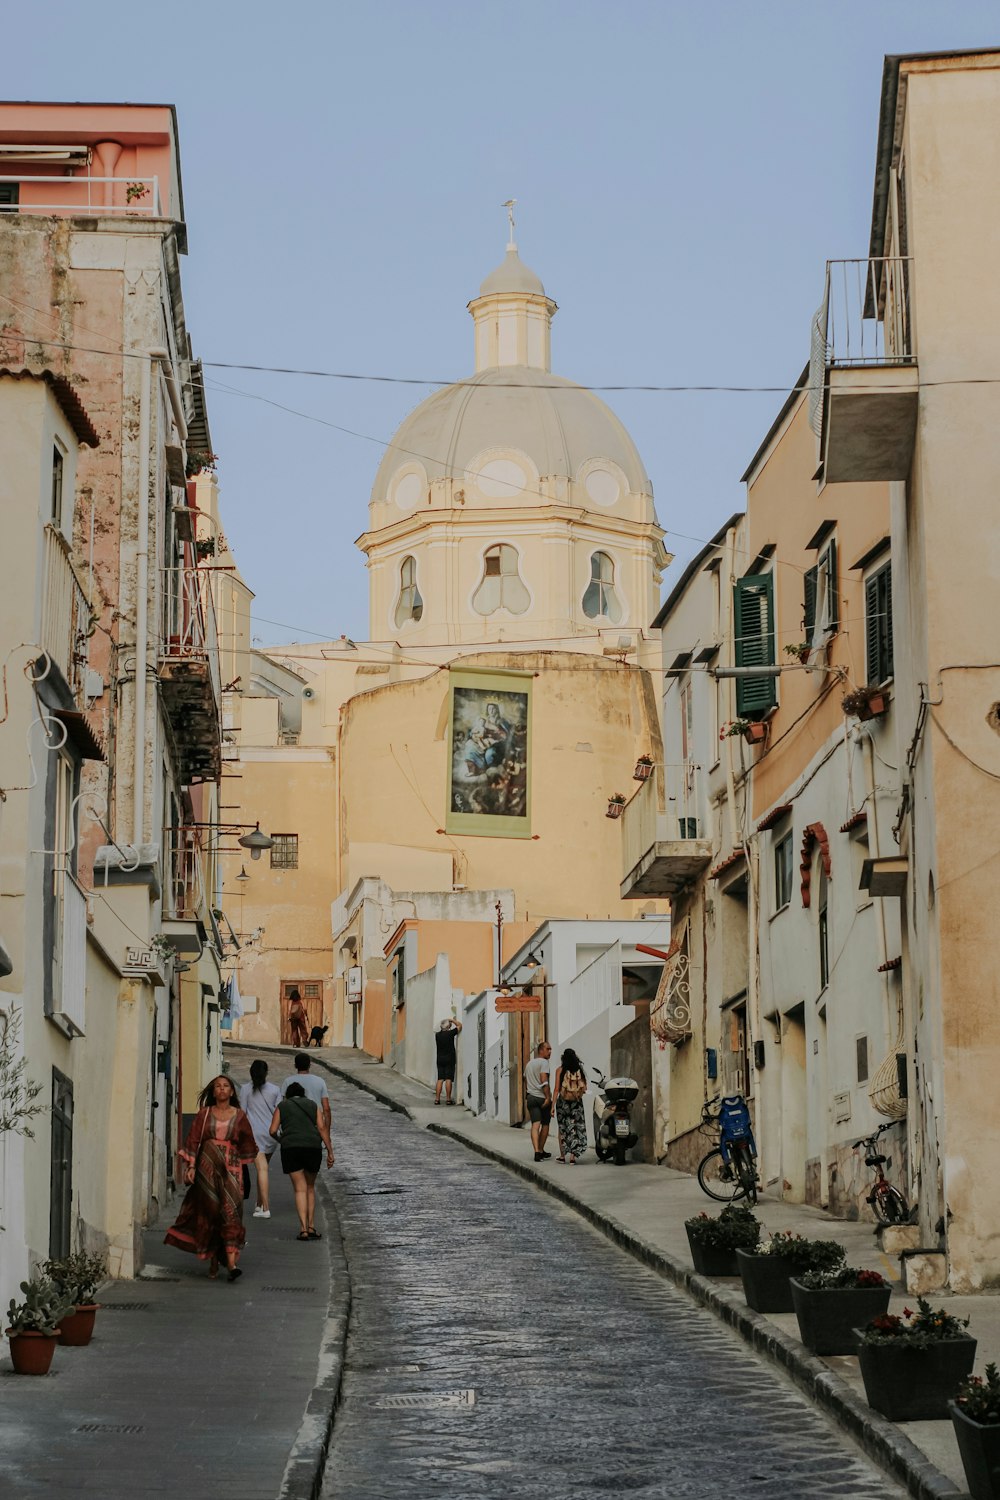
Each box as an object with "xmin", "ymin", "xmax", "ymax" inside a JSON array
[{"xmin": 229, "ymin": 239, "xmax": 671, "ymax": 1057}]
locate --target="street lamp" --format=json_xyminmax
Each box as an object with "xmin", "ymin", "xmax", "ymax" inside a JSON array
[
  {"xmin": 237, "ymin": 823, "xmax": 274, "ymax": 862},
  {"xmin": 235, "ymin": 865, "xmax": 250, "ymax": 883}
]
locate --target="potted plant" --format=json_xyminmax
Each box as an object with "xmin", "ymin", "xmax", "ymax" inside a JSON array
[
  {"xmin": 195, "ymin": 536, "xmax": 216, "ymax": 560},
  {"xmin": 44, "ymin": 1250, "xmax": 107, "ymax": 1347},
  {"xmin": 633, "ymin": 754, "xmax": 654, "ymax": 782},
  {"xmin": 606, "ymin": 793, "xmax": 627, "ymax": 820},
  {"xmin": 722, "ymin": 718, "xmax": 768, "ymax": 747},
  {"xmin": 784, "ymin": 642, "xmax": 812, "ymax": 664},
  {"xmin": 737, "ymin": 1231, "xmax": 845, "ymax": 1314},
  {"xmin": 842, "ymin": 686, "xmax": 888, "ymax": 721},
  {"xmin": 854, "ymin": 1298, "xmax": 975, "ymax": 1422},
  {"xmin": 951, "ymin": 1361, "xmax": 1000, "ymax": 1500},
  {"xmin": 685, "ymin": 1203, "xmax": 761, "ymax": 1277},
  {"xmin": 5, "ymin": 1277, "xmax": 74, "ymax": 1375},
  {"xmin": 790, "ymin": 1265, "xmax": 891, "ymax": 1356}
]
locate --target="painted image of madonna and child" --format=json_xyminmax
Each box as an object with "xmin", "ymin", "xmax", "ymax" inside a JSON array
[{"xmin": 450, "ymin": 686, "xmax": 528, "ymax": 821}]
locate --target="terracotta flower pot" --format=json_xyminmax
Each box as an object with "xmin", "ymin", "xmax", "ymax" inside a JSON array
[
  {"xmin": 856, "ymin": 1334, "xmax": 976, "ymax": 1421},
  {"xmin": 742, "ymin": 722, "xmax": 768, "ymax": 746},
  {"xmin": 950, "ymin": 1401, "xmax": 1000, "ymax": 1500},
  {"xmin": 606, "ymin": 800, "xmax": 625, "ymax": 820},
  {"xmin": 856, "ymin": 693, "xmax": 887, "ymax": 721},
  {"xmin": 6, "ymin": 1328, "xmax": 60, "ymax": 1375},
  {"xmin": 633, "ymin": 759, "xmax": 654, "ymax": 781},
  {"xmin": 736, "ymin": 1249, "xmax": 797, "ymax": 1313},
  {"xmin": 58, "ymin": 1303, "xmax": 99, "ymax": 1347},
  {"xmin": 789, "ymin": 1279, "xmax": 891, "ymax": 1356}
]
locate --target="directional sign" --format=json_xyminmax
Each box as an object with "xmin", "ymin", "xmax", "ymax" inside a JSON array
[{"xmin": 495, "ymin": 994, "xmax": 541, "ymax": 1013}]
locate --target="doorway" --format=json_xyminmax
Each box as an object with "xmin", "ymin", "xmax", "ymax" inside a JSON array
[
  {"xmin": 780, "ymin": 1004, "xmax": 807, "ymax": 1200},
  {"xmin": 476, "ymin": 1009, "xmax": 486, "ymax": 1114},
  {"xmin": 49, "ymin": 1069, "xmax": 73, "ymax": 1259},
  {"xmin": 280, "ymin": 980, "xmax": 323, "ymax": 1044}
]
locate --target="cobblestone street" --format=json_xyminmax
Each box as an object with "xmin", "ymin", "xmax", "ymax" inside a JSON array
[{"xmin": 323, "ymin": 1080, "xmax": 905, "ymax": 1500}]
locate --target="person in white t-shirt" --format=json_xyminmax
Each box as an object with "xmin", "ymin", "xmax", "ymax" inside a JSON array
[
  {"xmin": 280, "ymin": 1053, "xmax": 331, "ymax": 1133},
  {"xmin": 238, "ymin": 1059, "xmax": 282, "ymax": 1218},
  {"xmin": 523, "ymin": 1041, "xmax": 553, "ymax": 1162}
]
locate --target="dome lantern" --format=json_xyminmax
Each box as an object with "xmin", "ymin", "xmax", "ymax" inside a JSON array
[{"xmin": 467, "ymin": 241, "xmax": 557, "ymax": 373}]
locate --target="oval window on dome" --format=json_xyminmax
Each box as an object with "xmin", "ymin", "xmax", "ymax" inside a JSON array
[
  {"xmin": 584, "ymin": 467, "xmax": 620, "ymax": 507},
  {"xmin": 472, "ymin": 544, "xmax": 529, "ymax": 616},
  {"xmin": 471, "ymin": 457, "xmax": 527, "ymax": 500},
  {"xmin": 394, "ymin": 555, "xmax": 423, "ymax": 627},
  {"xmin": 582, "ymin": 551, "xmax": 623, "ymax": 623},
  {"xmin": 391, "ymin": 469, "xmax": 424, "ymax": 511}
]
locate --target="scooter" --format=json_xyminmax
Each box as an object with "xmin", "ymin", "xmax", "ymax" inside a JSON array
[{"xmin": 591, "ymin": 1068, "xmax": 639, "ymax": 1164}]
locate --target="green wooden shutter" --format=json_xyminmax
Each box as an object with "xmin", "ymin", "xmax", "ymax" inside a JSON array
[
  {"xmin": 882, "ymin": 565, "xmax": 893, "ymax": 680},
  {"xmin": 865, "ymin": 563, "xmax": 893, "ymax": 684},
  {"xmin": 865, "ymin": 573, "xmax": 880, "ymax": 684},
  {"xmin": 803, "ymin": 566, "xmax": 817, "ymax": 638},
  {"xmin": 825, "ymin": 538, "xmax": 838, "ymax": 631},
  {"xmin": 735, "ymin": 573, "xmax": 777, "ymax": 717}
]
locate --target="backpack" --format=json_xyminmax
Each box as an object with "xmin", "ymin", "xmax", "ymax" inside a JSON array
[{"xmin": 560, "ymin": 1070, "xmax": 587, "ymax": 1103}]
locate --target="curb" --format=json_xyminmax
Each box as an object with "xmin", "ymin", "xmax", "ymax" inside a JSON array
[
  {"xmin": 297, "ymin": 1049, "xmax": 959, "ymax": 1500},
  {"xmin": 277, "ymin": 1177, "xmax": 352, "ymax": 1500}
]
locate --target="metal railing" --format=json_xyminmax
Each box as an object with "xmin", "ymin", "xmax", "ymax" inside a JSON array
[
  {"xmin": 621, "ymin": 762, "xmax": 707, "ymax": 877},
  {"xmin": 819, "ymin": 256, "xmax": 914, "ymax": 369},
  {"xmin": 40, "ymin": 524, "xmax": 92, "ymax": 700},
  {"xmin": 0, "ymin": 174, "xmax": 162, "ymax": 216},
  {"xmin": 160, "ymin": 565, "xmax": 222, "ymax": 701}
]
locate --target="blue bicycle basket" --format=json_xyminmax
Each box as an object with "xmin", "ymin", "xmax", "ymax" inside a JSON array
[{"xmin": 718, "ymin": 1095, "xmax": 756, "ymax": 1161}]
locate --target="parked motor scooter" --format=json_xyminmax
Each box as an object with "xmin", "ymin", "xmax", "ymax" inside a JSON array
[{"xmin": 591, "ymin": 1068, "xmax": 639, "ymax": 1164}]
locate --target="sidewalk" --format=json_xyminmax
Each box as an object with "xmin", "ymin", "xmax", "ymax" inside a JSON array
[
  {"xmin": 298, "ymin": 1041, "xmax": 983, "ymax": 1500},
  {"xmin": 0, "ymin": 1052, "xmax": 349, "ymax": 1500}
]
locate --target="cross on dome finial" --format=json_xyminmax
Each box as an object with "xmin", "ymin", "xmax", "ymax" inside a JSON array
[{"xmin": 502, "ymin": 198, "xmax": 516, "ymax": 246}]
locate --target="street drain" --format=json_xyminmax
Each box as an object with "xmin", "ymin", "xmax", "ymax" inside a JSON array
[
  {"xmin": 101, "ymin": 1303, "xmax": 151, "ymax": 1311},
  {"xmin": 75, "ymin": 1424, "xmax": 144, "ymax": 1435},
  {"xmin": 262, "ymin": 1286, "xmax": 317, "ymax": 1293},
  {"xmin": 345, "ymin": 1187, "xmax": 405, "ymax": 1196},
  {"xmin": 375, "ymin": 1390, "xmax": 475, "ymax": 1409}
]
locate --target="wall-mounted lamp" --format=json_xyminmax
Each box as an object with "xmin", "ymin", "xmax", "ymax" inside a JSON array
[
  {"xmin": 235, "ymin": 865, "xmax": 250, "ymax": 883},
  {"xmin": 237, "ymin": 823, "xmax": 274, "ymax": 862}
]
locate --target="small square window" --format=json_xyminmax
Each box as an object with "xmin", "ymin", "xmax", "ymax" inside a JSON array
[
  {"xmin": 270, "ymin": 833, "xmax": 298, "ymax": 869},
  {"xmin": 856, "ymin": 1035, "xmax": 869, "ymax": 1085},
  {"xmin": 774, "ymin": 831, "xmax": 793, "ymax": 910}
]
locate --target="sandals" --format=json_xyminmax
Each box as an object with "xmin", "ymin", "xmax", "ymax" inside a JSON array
[{"xmin": 296, "ymin": 1231, "xmax": 311, "ymax": 1241}]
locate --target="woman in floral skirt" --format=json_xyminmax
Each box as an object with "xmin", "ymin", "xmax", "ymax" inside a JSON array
[
  {"xmin": 553, "ymin": 1047, "xmax": 589, "ymax": 1164},
  {"xmin": 165, "ymin": 1074, "xmax": 258, "ymax": 1281}
]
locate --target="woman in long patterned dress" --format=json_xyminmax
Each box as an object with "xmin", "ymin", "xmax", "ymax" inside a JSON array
[
  {"xmin": 164, "ymin": 1075, "xmax": 258, "ymax": 1281},
  {"xmin": 553, "ymin": 1048, "xmax": 589, "ymax": 1164}
]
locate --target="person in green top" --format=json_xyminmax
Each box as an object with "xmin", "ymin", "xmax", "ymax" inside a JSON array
[{"xmin": 269, "ymin": 1082, "xmax": 334, "ymax": 1240}]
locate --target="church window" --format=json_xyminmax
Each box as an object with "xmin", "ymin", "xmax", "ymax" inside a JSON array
[
  {"xmin": 472, "ymin": 544, "xmax": 529, "ymax": 616},
  {"xmin": 394, "ymin": 556, "xmax": 423, "ymax": 626},
  {"xmin": 582, "ymin": 551, "xmax": 622, "ymax": 622}
]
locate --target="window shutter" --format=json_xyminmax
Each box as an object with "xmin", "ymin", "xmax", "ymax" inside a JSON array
[
  {"xmin": 825, "ymin": 539, "xmax": 838, "ymax": 631},
  {"xmin": 803, "ymin": 566, "xmax": 817, "ymax": 638},
  {"xmin": 865, "ymin": 573, "xmax": 880, "ymax": 684},
  {"xmin": 734, "ymin": 573, "xmax": 777, "ymax": 717},
  {"xmin": 882, "ymin": 566, "xmax": 894, "ymax": 681}
]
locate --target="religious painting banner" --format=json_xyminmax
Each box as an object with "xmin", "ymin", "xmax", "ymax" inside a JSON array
[{"xmin": 446, "ymin": 668, "xmax": 532, "ymax": 839}]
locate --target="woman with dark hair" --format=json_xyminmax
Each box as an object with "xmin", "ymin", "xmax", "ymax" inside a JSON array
[
  {"xmin": 553, "ymin": 1047, "xmax": 589, "ymax": 1164},
  {"xmin": 238, "ymin": 1059, "xmax": 282, "ymax": 1219},
  {"xmin": 270, "ymin": 1081, "xmax": 334, "ymax": 1240},
  {"xmin": 164, "ymin": 1074, "xmax": 258, "ymax": 1280},
  {"xmin": 287, "ymin": 988, "xmax": 309, "ymax": 1049}
]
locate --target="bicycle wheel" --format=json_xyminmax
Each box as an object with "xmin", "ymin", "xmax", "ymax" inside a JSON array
[
  {"xmin": 871, "ymin": 1182, "xmax": 908, "ymax": 1226},
  {"xmin": 697, "ymin": 1147, "xmax": 742, "ymax": 1202},
  {"xmin": 731, "ymin": 1141, "xmax": 758, "ymax": 1206}
]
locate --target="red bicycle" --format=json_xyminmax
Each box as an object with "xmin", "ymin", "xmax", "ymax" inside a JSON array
[{"xmin": 853, "ymin": 1122, "xmax": 909, "ymax": 1225}]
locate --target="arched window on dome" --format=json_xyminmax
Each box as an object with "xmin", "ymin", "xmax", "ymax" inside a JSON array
[
  {"xmin": 472, "ymin": 544, "xmax": 529, "ymax": 616},
  {"xmin": 394, "ymin": 556, "xmax": 423, "ymax": 627},
  {"xmin": 583, "ymin": 551, "xmax": 623, "ymax": 623}
]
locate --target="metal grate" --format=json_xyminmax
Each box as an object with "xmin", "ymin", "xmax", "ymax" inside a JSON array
[
  {"xmin": 375, "ymin": 1390, "xmax": 475, "ymax": 1410},
  {"xmin": 75, "ymin": 1424, "xmax": 145, "ymax": 1435},
  {"xmin": 261, "ymin": 1285, "xmax": 317, "ymax": 1293},
  {"xmin": 100, "ymin": 1303, "xmax": 151, "ymax": 1311}
]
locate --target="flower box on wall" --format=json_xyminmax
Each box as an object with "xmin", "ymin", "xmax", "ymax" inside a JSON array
[
  {"xmin": 633, "ymin": 757, "xmax": 654, "ymax": 782},
  {"xmin": 606, "ymin": 795, "xmax": 627, "ymax": 820},
  {"xmin": 742, "ymin": 721, "xmax": 768, "ymax": 746}
]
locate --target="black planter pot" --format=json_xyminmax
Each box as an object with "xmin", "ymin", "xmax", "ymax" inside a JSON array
[
  {"xmin": 950, "ymin": 1401, "xmax": 1000, "ymax": 1500},
  {"xmin": 685, "ymin": 1228, "xmax": 740, "ymax": 1277},
  {"xmin": 856, "ymin": 1335, "xmax": 976, "ymax": 1421},
  {"xmin": 789, "ymin": 1279, "xmax": 891, "ymax": 1356},
  {"xmin": 736, "ymin": 1250, "xmax": 797, "ymax": 1313}
]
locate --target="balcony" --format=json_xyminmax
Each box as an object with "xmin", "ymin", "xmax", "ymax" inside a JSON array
[
  {"xmin": 620, "ymin": 764, "xmax": 713, "ymax": 900},
  {"xmin": 40, "ymin": 524, "xmax": 92, "ymax": 701},
  {"xmin": 0, "ymin": 173, "xmax": 163, "ymax": 219},
  {"xmin": 158, "ymin": 567, "xmax": 222, "ymax": 782},
  {"xmin": 810, "ymin": 257, "xmax": 918, "ymax": 484},
  {"xmin": 51, "ymin": 870, "xmax": 87, "ymax": 1037}
]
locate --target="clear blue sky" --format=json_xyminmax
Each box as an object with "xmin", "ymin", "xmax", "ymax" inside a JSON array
[{"xmin": 10, "ymin": 2, "xmax": 1000, "ymax": 644}]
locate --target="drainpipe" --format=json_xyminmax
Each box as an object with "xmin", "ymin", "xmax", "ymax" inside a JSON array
[
  {"xmin": 149, "ymin": 348, "xmax": 188, "ymax": 443},
  {"xmin": 133, "ymin": 353, "xmax": 152, "ymax": 848}
]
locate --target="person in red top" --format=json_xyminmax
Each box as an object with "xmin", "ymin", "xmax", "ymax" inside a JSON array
[{"xmin": 164, "ymin": 1075, "xmax": 258, "ymax": 1282}]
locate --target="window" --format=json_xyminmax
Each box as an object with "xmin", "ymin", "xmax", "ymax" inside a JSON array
[
  {"xmin": 733, "ymin": 572, "xmax": 776, "ymax": 716},
  {"xmin": 817, "ymin": 864, "xmax": 830, "ymax": 991},
  {"xmin": 270, "ymin": 833, "xmax": 298, "ymax": 869},
  {"xmin": 774, "ymin": 832, "xmax": 793, "ymax": 910},
  {"xmin": 582, "ymin": 551, "xmax": 622, "ymax": 622},
  {"xmin": 0, "ymin": 182, "xmax": 18, "ymax": 213},
  {"xmin": 856, "ymin": 1035, "xmax": 869, "ymax": 1085},
  {"xmin": 472, "ymin": 543, "xmax": 529, "ymax": 616},
  {"xmin": 803, "ymin": 538, "xmax": 838, "ymax": 647},
  {"xmin": 51, "ymin": 442, "xmax": 65, "ymax": 527},
  {"xmin": 865, "ymin": 561, "xmax": 893, "ymax": 686},
  {"xmin": 394, "ymin": 555, "xmax": 423, "ymax": 626}
]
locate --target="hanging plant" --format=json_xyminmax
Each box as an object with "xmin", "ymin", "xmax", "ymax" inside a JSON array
[
  {"xmin": 842, "ymin": 686, "xmax": 888, "ymax": 721},
  {"xmin": 633, "ymin": 755, "xmax": 654, "ymax": 781},
  {"xmin": 606, "ymin": 793, "xmax": 627, "ymax": 820}
]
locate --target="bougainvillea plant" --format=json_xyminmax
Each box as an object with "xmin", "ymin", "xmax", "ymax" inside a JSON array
[{"xmin": 858, "ymin": 1296, "xmax": 970, "ymax": 1347}]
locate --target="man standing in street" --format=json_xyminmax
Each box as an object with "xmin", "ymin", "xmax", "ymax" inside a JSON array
[
  {"xmin": 281, "ymin": 1053, "xmax": 332, "ymax": 1134},
  {"xmin": 524, "ymin": 1041, "xmax": 553, "ymax": 1162},
  {"xmin": 434, "ymin": 1017, "xmax": 462, "ymax": 1106}
]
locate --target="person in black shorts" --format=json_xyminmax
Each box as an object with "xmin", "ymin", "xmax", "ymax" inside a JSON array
[
  {"xmin": 434, "ymin": 1017, "xmax": 462, "ymax": 1105},
  {"xmin": 269, "ymin": 1082, "xmax": 334, "ymax": 1240}
]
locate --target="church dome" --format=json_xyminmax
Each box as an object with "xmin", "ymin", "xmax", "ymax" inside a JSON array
[
  {"xmin": 478, "ymin": 244, "xmax": 546, "ymax": 297},
  {"xmin": 371, "ymin": 366, "xmax": 651, "ymax": 502}
]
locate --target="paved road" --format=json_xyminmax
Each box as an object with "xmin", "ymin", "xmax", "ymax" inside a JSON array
[{"xmin": 322, "ymin": 1082, "xmax": 904, "ymax": 1500}]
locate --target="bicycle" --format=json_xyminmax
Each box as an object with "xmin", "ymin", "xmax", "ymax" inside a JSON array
[
  {"xmin": 696, "ymin": 1094, "xmax": 759, "ymax": 1206},
  {"xmin": 853, "ymin": 1121, "xmax": 909, "ymax": 1225}
]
